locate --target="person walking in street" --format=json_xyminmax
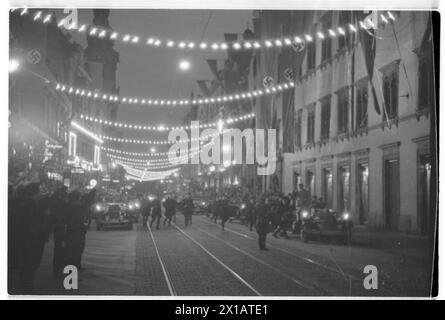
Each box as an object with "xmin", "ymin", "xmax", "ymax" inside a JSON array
[
  {"xmin": 272, "ymin": 196, "xmax": 290, "ymax": 239},
  {"xmin": 245, "ymin": 198, "xmax": 256, "ymax": 231},
  {"xmin": 163, "ymin": 196, "xmax": 177, "ymax": 226},
  {"xmin": 254, "ymin": 196, "xmax": 271, "ymax": 251},
  {"xmin": 150, "ymin": 197, "xmax": 162, "ymax": 230},
  {"xmin": 182, "ymin": 194, "xmax": 194, "ymax": 227},
  {"xmin": 141, "ymin": 196, "xmax": 151, "ymax": 228}
]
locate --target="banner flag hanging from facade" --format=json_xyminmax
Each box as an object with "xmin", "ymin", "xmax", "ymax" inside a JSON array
[{"xmin": 356, "ymin": 11, "xmax": 382, "ymax": 115}]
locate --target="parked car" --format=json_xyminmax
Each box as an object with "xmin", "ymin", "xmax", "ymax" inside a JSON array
[
  {"xmin": 300, "ymin": 208, "xmax": 353, "ymax": 245},
  {"xmin": 96, "ymin": 204, "xmax": 133, "ymax": 231}
]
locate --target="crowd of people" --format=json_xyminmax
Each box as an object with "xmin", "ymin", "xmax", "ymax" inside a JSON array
[
  {"xmin": 8, "ymin": 169, "xmax": 96, "ymax": 294},
  {"xmin": 206, "ymin": 184, "xmax": 329, "ymax": 250}
]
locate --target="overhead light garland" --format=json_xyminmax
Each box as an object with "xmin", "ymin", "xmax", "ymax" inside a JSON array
[
  {"xmin": 101, "ymin": 144, "xmax": 206, "ymax": 157},
  {"xmin": 98, "ymin": 131, "xmax": 218, "ymax": 145},
  {"xmin": 122, "ymin": 164, "xmax": 180, "ymax": 179},
  {"xmin": 106, "ymin": 142, "xmax": 210, "ymax": 166},
  {"xmin": 17, "ymin": 8, "xmax": 396, "ymax": 52},
  {"xmin": 115, "ymin": 159, "xmax": 183, "ymax": 170},
  {"xmin": 55, "ymin": 80, "xmax": 294, "ymax": 107},
  {"xmin": 80, "ymin": 113, "xmax": 254, "ymax": 131}
]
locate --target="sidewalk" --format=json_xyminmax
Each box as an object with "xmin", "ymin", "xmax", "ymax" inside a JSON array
[
  {"xmin": 31, "ymin": 227, "xmax": 137, "ymax": 296},
  {"xmin": 351, "ymin": 226, "xmax": 432, "ymax": 260}
]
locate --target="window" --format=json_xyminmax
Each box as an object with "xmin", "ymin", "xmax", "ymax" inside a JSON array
[
  {"xmin": 307, "ymin": 39, "xmax": 316, "ymax": 71},
  {"xmin": 337, "ymin": 89, "xmax": 349, "ymax": 134},
  {"xmin": 356, "ymin": 80, "xmax": 368, "ymax": 129},
  {"xmin": 68, "ymin": 132, "xmax": 77, "ymax": 156},
  {"xmin": 338, "ymin": 11, "xmax": 354, "ymax": 50},
  {"xmin": 381, "ymin": 61, "xmax": 400, "ymax": 121},
  {"xmin": 94, "ymin": 145, "xmax": 101, "ymax": 164},
  {"xmin": 307, "ymin": 108, "xmax": 315, "ymax": 143},
  {"xmin": 295, "ymin": 109, "xmax": 302, "ymax": 149},
  {"xmin": 418, "ymin": 55, "xmax": 434, "ymax": 111},
  {"xmin": 320, "ymin": 97, "xmax": 331, "ymax": 139},
  {"xmin": 321, "ymin": 13, "xmax": 332, "ymax": 62}
]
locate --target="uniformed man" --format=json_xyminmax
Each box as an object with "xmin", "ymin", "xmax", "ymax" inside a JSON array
[
  {"xmin": 182, "ymin": 193, "xmax": 194, "ymax": 226},
  {"xmin": 150, "ymin": 197, "xmax": 162, "ymax": 230},
  {"xmin": 254, "ymin": 196, "xmax": 270, "ymax": 250},
  {"xmin": 163, "ymin": 196, "xmax": 177, "ymax": 227}
]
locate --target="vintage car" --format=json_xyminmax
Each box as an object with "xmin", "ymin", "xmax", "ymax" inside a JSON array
[
  {"xmin": 300, "ymin": 208, "xmax": 353, "ymax": 245},
  {"xmin": 193, "ymin": 199, "xmax": 208, "ymax": 215},
  {"xmin": 96, "ymin": 204, "xmax": 133, "ymax": 231},
  {"xmin": 123, "ymin": 201, "xmax": 140, "ymax": 222}
]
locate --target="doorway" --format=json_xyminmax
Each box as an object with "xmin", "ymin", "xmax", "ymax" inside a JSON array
[
  {"xmin": 357, "ymin": 163, "xmax": 369, "ymax": 224},
  {"xmin": 337, "ymin": 166, "xmax": 350, "ymax": 213},
  {"xmin": 306, "ymin": 170, "xmax": 315, "ymax": 197},
  {"xmin": 384, "ymin": 159, "xmax": 400, "ymax": 230},
  {"xmin": 418, "ymin": 155, "xmax": 431, "ymax": 235},
  {"xmin": 322, "ymin": 168, "xmax": 333, "ymax": 209}
]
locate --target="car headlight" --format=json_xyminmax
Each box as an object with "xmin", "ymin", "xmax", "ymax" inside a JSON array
[
  {"xmin": 135, "ymin": 202, "xmax": 140, "ymax": 208},
  {"xmin": 202, "ymin": 202, "xmax": 206, "ymax": 206},
  {"xmin": 129, "ymin": 204, "xmax": 134, "ymax": 210},
  {"xmin": 95, "ymin": 204, "xmax": 102, "ymax": 211},
  {"xmin": 241, "ymin": 204, "xmax": 246, "ymax": 209},
  {"xmin": 342, "ymin": 213, "xmax": 350, "ymax": 220},
  {"xmin": 301, "ymin": 210, "xmax": 309, "ymax": 218}
]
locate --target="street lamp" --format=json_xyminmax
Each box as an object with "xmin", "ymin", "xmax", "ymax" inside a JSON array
[
  {"xmin": 178, "ymin": 60, "xmax": 191, "ymax": 71},
  {"xmin": 9, "ymin": 59, "xmax": 19, "ymax": 73}
]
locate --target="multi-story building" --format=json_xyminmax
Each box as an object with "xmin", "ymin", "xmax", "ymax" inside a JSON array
[
  {"xmin": 250, "ymin": 10, "xmax": 435, "ymax": 234},
  {"xmin": 9, "ymin": 9, "xmax": 121, "ymax": 186}
]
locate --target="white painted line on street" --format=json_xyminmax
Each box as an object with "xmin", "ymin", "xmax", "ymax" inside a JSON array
[
  {"xmin": 147, "ymin": 225, "xmax": 177, "ymax": 296},
  {"xmin": 192, "ymin": 224, "xmax": 321, "ymax": 294},
  {"xmin": 173, "ymin": 223, "xmax": 262, "ymax": 296}
]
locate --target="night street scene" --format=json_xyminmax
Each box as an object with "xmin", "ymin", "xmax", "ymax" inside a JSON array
[{"xmin": 8, "ymin": 8, "xmax": 437, "ymax": 298}]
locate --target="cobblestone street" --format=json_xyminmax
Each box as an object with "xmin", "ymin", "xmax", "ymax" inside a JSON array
[{"xmin": 32, "ymin": 214, "xmax": 432, "ymax": 296}]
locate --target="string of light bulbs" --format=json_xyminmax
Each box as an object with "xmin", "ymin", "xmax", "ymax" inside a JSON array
[
  {"xmin": 98, "ymin": 131, "xmax": 217, "ymax": 145},
  {"xmin": 121, "ymin": 164, "xmax": 180, "ymax": 177},
  {"xmin": 80, "ymin": 113, "xmax": 255, "ymax": 131},
  {"xmin": 101, "ymin": 144, "xmax": 206, "ymax": 157},
  {"xmin": 13, "ymin": 8, "xmax": 397, "ymax": 52},
  {"xmin": 106, "ymin": 142, "xmax": 210, "ymax": 165},
  {"xmin": 115, "ymin": 159, "xmax": 183, "ymax": 170},
  {"xmin": 54, "ymin": 80, "xmax": 294, "ymax": 108}
]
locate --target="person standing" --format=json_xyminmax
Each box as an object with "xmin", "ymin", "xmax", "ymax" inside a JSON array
[
  {"xmin": 16, "ymin": 182, "xmax": 52, "ymax": 293},
  {"xmin": 65, "ymin": 191, "xmax": 86, "ymax": 271},
  {"xmin": 50, "ymin": 186, "xmax": 68, "ymax": 278},
  {"xmin": 182, "ymin": 194, "xmax": 194, "ymax": 227},
  {"xmin": 150, "ymin": 198, "xmax": 162, "ymax": 230},
  {"xmin": 254, "ymin": 196, "xmax": 270, "ymax": 251}
]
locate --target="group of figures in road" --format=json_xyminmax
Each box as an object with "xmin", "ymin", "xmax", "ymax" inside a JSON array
[{"xmin": 140, "ymin": 194, "xmax": 195, "ymax": 230}]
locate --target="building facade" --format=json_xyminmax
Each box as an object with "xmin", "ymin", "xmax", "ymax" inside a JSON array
[
  {"xmin": 250, "ymin": 10, "xmax": 434, "ymax": 234},
  {"xmin": 9, "ymin": 9, "xmax": 121, "ymax": 187}
]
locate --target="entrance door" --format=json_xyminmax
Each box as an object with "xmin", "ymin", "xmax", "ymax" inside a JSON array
[
  {"xmin": 338, "ymin": 166, "xmax": 350, "ymax": 213},
  {"xmin": 384, "ymin": 159, "xmax": 400, "ymax": 230},
  {"xmin": 418, "ymin": 155, "xmax": 431, "ymax": 235},
  {"xmin": 357, "ymin": 164, "xmax": 369, "ymax": 224},
  {"xmin": 306, "ymin": 170, "xmax": 315, "ymax": 197},
  {"xmin": 322, "ymin": 168, "xmax": 333, "ymax": 209}
]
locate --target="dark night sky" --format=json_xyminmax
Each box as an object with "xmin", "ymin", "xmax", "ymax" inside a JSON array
[{"xmin": 73, "ymin": 9, "xmax": 253, "ymax": 153}]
